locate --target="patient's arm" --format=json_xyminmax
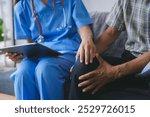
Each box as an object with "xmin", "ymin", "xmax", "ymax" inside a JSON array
[
  {"xmin": 114, "ymin": 52, "xmax": 150, "ymax": 78},
  {"xmin": 95, "ymin": 26, "xmax": 150, "ymax": 78},
  {"xmin": 76, "ymin": 27, "xmax": 150, "ymax": 94},
  {"xmin": 96, "ymin": 27, "xmax": 120, "ymax": 54}
]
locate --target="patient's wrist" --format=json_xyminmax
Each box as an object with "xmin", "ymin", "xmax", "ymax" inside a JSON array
[{"xmin": 112, "ymin": 66, "xmax": 124, "ymax": 79}]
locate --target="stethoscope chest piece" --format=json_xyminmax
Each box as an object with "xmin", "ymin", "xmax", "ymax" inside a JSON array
[
  {"xmin": 37, "ymin": 35, "xmax": 44, "ymax": 43},
  {"xmin": 35, "ymin": 35, "xmax": 44, "ymax": 43}
]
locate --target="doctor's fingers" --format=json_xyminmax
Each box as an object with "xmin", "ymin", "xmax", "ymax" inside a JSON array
[
  {"xmin": 76, "ymin": 46, "xmax": 81, "ymax": 61},
  {"xmin": 5, "ymin": 52, "xmax": 13, "ymax": 57},
  {"xmin": 78, "ymin": 46, "xmax": 85, "ymax": 63},
  {"xmin": 9, "ymin": 54, "xmax": 23, "ymax": 61},
  {"xmin": 6, "ymin": 53, "xmax": 18, "ymax": 58},
  {"xmin": 11, "ymin": 55, "xmax": 23, "ymax": 62},
  {"xmin": 90, "ymin": 47, "xmax": 96, "ymax": 64},
  {"xmin": 84, "ymin": 44, "xmax": 90, "ymax": 65},
  {"xmin": 15, "ymin": 54, "xmax": 23, "ymax": 60}
]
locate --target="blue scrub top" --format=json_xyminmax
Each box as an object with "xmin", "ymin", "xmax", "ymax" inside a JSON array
[{"xmin": 14, "ymin": 0, "xmax": 92, "ymax": 54}]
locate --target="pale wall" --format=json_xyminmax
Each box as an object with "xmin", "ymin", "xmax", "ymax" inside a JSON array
[{"xmin": 82, "ymin": 0, "xmax": 118, "ymax": 12}]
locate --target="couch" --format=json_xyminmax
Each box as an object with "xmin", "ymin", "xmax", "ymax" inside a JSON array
[
  {"xmin": 0, "ymin": 68, "xmax": 15, "ymax": 96},
  {"xmin": 0, "ymin": 12, "xmax": 127, "ymax": 97}
]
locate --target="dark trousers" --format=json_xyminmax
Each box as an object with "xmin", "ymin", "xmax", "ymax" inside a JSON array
[{"xmin": 68, "ymin": 51, "xmax": 150, "ymax": 100}]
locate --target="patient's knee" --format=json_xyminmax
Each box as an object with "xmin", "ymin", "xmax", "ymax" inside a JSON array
[{"xmin": 71, "ymin": 57, "xmax": 100, "ymax": 80}]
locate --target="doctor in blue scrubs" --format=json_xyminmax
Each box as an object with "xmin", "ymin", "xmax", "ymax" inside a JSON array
[{"xmin": 7, "ymin": 0, "xmax": 96, "ymax": 100}]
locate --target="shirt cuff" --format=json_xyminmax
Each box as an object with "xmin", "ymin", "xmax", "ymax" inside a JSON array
[
  {"xmin": 76, "ymin": 19, "xmax": 93, "ymax": 29},
  {"xmin": 106, "ymin": 21, "xmax": 125, "ymax": 32}
]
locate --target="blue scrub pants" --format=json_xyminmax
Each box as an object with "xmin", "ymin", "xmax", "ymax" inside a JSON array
[{"xmin": 11, "ymin": 54, "xmax": 75, "ymax": 100}]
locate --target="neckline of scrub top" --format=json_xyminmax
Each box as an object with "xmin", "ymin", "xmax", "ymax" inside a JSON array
[
  {"xmin": 33, "ymin": 0, "xmax": 65, "ymax": 13},
  {"xmin": 33, "ymin": 0, "xmax": 51, "ymax": 13}
]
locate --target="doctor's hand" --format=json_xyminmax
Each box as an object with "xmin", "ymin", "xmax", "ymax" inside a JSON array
[
  {"xmin": 78, "ymin": 54, "xmax": 119, "ymax": 94},
  {"xmin": 5, "ymin": 52, "xmax": 23, "ymax": 63},
  {"xmin": 76, "ymin": 39, "xmax": 96, "ymax": 65}
]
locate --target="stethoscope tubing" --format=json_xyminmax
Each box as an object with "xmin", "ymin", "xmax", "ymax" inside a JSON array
[{"xmin": 30, "ymin": 0, "xmax": 67, "ymax": 43}]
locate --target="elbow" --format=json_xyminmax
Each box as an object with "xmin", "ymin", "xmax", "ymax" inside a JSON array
[{"xmin": 106, "ymin": 27, "xmax": 120, "ymax": 37}]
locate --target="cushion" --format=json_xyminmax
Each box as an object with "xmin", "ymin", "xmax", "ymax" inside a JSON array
[{"xmin": 0, "ymin": 68, "xmax": 15, "ymax": 95}]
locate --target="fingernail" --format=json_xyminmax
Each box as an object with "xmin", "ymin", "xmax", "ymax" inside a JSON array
[
  {"xmin": 78, "ymin": 84, "xmax": 81, "ymax": 87},
  {"xmin": 86, "ymin": 62, "xmax": 88, "ymax": 65},
  {"xmin": 75, "ymin": 57, "xmax": 78, "ymax": 61},
  {"xmin": 82, "ymin": 89, "xmax": 86, "ymax": 92}
]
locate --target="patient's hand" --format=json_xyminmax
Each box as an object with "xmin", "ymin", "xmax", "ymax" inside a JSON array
[
  {"xmin": 78, "ymin": 54, "xmax": 117, "ymax": 94},
  {"xmin": 5, "ymin": 52, "xmax": 23, "ymax": 62}
]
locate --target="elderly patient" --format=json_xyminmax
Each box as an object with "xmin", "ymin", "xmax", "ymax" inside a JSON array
[{"xmin": 69, "ymin": 0, "xmax": 150, "ymax": 100}]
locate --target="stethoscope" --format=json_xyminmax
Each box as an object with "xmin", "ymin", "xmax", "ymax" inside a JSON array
[{"xmin": 30, "ymin": 0, "xmax": 67, "ymax": 43}]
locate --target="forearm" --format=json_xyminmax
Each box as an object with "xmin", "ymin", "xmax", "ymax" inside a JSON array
[
  {"xmin": 96, "ymin": 27, "xmax": 120, "ymax": 54},
  {"xmin": 78, "ymin": 25, "xmax": 94, "ymax": 41},
  {"xmin": 114, "ymin": 52, "xmax": 150, "ymax": 78}
]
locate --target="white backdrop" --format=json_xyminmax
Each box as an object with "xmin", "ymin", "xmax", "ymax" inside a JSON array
[{"xmin": 82, "ymin": 0, "xmax": 117, "ymax": 12}]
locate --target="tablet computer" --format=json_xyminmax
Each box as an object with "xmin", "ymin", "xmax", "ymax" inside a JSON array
[{"xmin": 0, "ymin": 43, "xmax": 62, "ymax": 58}]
